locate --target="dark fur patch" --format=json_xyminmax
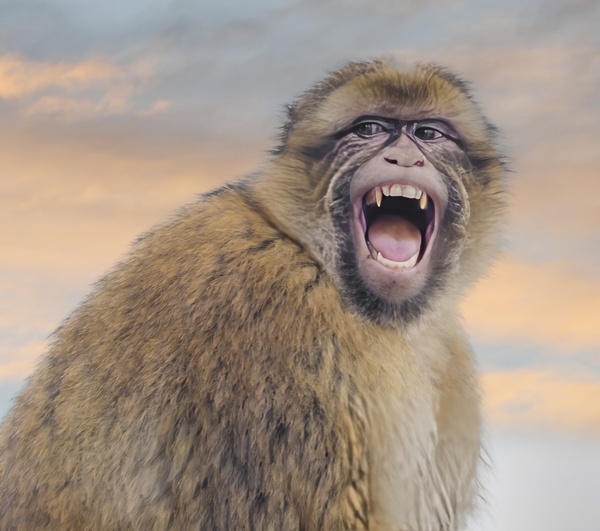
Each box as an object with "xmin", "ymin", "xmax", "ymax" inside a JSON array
[{"xmin": 248, "ymin": 239, "xmax": 277, "ymax": 253}]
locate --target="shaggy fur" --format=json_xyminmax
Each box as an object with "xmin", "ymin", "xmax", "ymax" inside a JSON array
[{"xmin": 0, "ymin": 58, "xmax": 507, "ymax": 530}]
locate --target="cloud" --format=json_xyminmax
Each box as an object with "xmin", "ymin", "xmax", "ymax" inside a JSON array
[
  {"xmin": 482, "ymin": 369, "xmax": 600, "ymax": 435},
  {"xmin": 0, "ymin": 54, "xmax": 120, "ymax": 99},
  {"xmin": 25, "ymin": 87, "xmax": 135, "ymax": 116},
  {"xmin": 0, "ymin": 53, "xmax": 166, "ymax": 117},
  {"xmin": 462, "ymin": 256, "xmax": 600, "ymax": 350}
]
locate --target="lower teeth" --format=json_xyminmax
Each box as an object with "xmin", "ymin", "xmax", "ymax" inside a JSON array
[{"xmin": 367, "ymin": 242, "xmax": 419, "ymax": 270}]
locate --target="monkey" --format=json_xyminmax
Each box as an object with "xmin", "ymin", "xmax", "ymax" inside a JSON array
[{"xmin": 0, "ymin": 57, "xmax": 507, "ymax": 530}]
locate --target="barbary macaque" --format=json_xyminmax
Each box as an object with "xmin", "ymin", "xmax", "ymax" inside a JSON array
[{"xmin": 0, "ymin": 58, "xmax": 507, "ymax": 530}]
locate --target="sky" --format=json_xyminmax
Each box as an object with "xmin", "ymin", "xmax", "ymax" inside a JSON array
[{"xmin": 0, "ymin": 0, "xmax": 599, "ymax": 528}]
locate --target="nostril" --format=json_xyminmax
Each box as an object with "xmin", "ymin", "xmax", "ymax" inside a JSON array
[{"xmin": 384, "ymin": 156, "xmax": 424, "ymax": 167}]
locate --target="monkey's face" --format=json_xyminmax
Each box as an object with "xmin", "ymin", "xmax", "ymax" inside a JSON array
[
  {"xmin": 326, "ymin": 109, "xmax": 473, "ymax": 324},
  {"xmin": 345, "ymin": 117, "xmax": 460, "ymax": 305},
  {"xmin": 263, "ymin": 60, "xmax": 506, "ymax": 325}
]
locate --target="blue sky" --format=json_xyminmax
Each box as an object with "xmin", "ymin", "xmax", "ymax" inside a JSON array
[{"xmin": 1, "ymin": 0, "xmax": 599, "ymax": 528}]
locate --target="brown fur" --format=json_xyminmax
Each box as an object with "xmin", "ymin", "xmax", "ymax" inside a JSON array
[{"xmin": 0, "ymin": 58, "xmax": 507, "ymax": 530}]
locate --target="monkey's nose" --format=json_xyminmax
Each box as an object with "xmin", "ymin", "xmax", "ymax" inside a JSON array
[{"xmin": 384, "ymin": 133, "xmax": 425, "ymax": 167}]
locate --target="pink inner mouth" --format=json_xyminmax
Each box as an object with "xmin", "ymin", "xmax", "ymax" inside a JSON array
[
  {"xmin": 368, "ymin": 215, "xmax": 421, "ymax": 262},
  {"xmin": 359, "ymin": 185, "xmax": 436, "ymax": 270}
]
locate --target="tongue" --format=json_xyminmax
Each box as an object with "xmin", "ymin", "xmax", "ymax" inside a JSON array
[{"xmin": 368, "ymin": 215, "xmax": 422, "ymax": 262}]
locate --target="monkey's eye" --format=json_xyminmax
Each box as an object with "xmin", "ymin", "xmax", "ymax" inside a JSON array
[
  {"xmin": 412, "ymin": 120, "xmax": 457, "ymax": 143},
  {"xmin": 354, "ymin": 121, "xmax": 390, "ymax": 138},
  {"xmin": 414, "ymin": 127, "xmax": 443, "ymax": 141}
]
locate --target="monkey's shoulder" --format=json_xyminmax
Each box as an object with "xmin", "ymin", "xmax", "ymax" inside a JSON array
[
  {"xmin": 128, "ymin": 182, "xmax": 324, "ymax": 293},
  {"xmin": 51, "ymin": 182, "xmax": 340, "ymax": 367}
]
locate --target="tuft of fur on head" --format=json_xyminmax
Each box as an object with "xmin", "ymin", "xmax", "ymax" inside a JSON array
[{"xmin": 253, "ymin": 57, "xmax": 507, "ymax": 326}]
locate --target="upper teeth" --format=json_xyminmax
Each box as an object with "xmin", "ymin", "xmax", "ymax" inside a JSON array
[{"xmin": 365, "ymin": 185, "xmax": 427, "ymax": 208}]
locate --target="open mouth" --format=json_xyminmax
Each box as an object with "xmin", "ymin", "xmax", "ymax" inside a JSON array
[{"xmin": 360, "ymin": 184, "xmax": 436, "ymax": 271}]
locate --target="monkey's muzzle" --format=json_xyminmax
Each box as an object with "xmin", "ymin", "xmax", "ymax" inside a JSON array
[{"xmin": 362, "ymin": 184, "xmax": 434, "ymax": 271}]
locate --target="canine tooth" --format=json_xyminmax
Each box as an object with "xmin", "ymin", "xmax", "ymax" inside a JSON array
[
  {"xmin": 419, "ymin": 191, "xmax": 428, "ymax": 210},
  {"xmin": 402, "ymin": 185, "xmax": 417, "ymax": 198},
  {"xmin": 415, "ymin": 189, "xmax": 423, "ymax": 199},
  {"xmin": 390, "ymin": 184, "xmax": 403, "ymax": 196},
  {"xmin": 376, "ymin": 187, "xmax": 382, "ymax": 207},
  {"xmin": 382, "ymin": 185, "xmax": 390, "ymax": 196}
]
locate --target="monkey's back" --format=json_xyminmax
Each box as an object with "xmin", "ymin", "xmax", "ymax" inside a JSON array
[{"xmin": 0, "ymin": 184, "xmax": 371, "ymax": 530}]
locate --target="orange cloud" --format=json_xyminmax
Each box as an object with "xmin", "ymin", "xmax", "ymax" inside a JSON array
[
  {"xmin": 483, "ymin": 369, "xmax": 600, "ymax": 435},
  {"xmin": 25, "ymin": 83, "xmax": 137, "ymax": 116},
  {"xmin": 0, "ymin": 54, "xmax": 168, "ymax": 117},
  {"xmin": 462, "ymin": 256, "xmax": 600, "ymax": 350},
  {"xmin": 0, "ymin": 54, "xmax": 120, "ymax": 99}
]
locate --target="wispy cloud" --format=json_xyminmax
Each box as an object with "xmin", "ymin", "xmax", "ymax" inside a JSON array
[
  {"xmin": 0, "ymin": 54, "xmax": 120, "ymax": 98},
  {"xmin": 0, "ymin": 53, "xmax": 166, "ymax": 117}
]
